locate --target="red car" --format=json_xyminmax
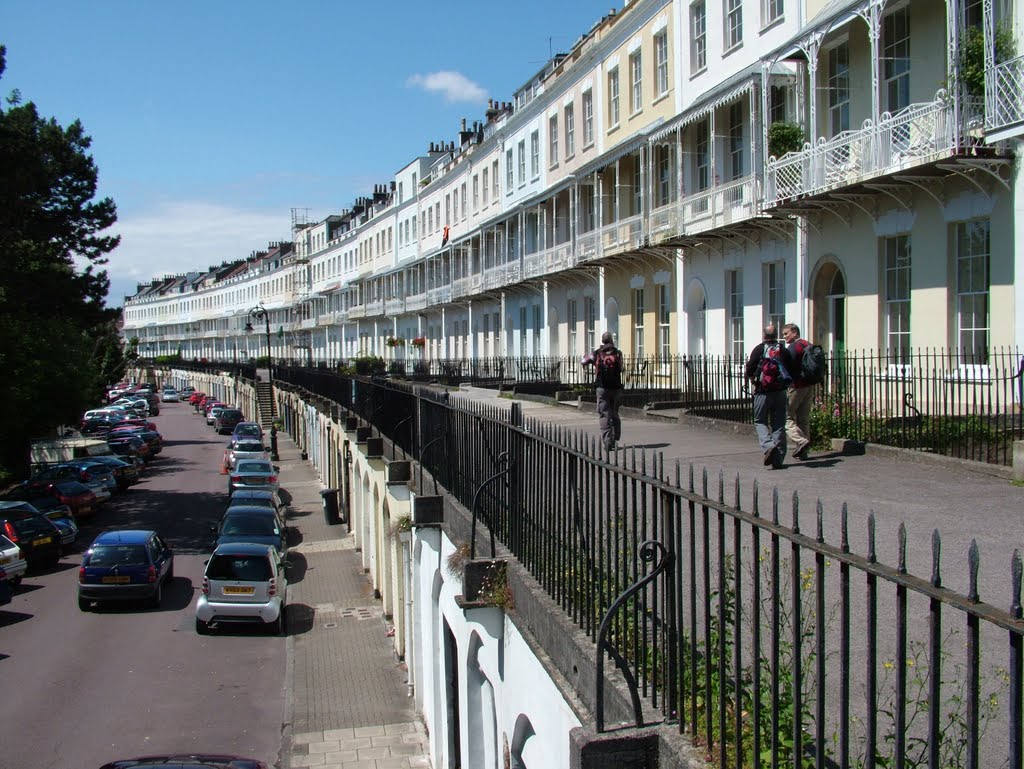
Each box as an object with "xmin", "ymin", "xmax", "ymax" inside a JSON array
[{"xmin": 47, "ymin": 481, "xmax": 99, "ymax": 519}]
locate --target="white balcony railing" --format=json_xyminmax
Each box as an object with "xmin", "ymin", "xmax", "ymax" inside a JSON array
[
  {"xmin": 986, "ymin": 54, "xmax": 1024, "ymax": 133},
  {"xmin": 348, "ymin": 305, "xmax": 366, "ymax": 319},
  {"xmin": 766, "ymin": 91, "xmax": 958, "ymax": 206},
  {"xmin": 365, "ymin": 299, "xmax": 383, "ymax": 317},
  {"xmin": 405, "ymin": 292, "xmax": 427, "ymax": 312},
  {"xmin": 600, "ymin": 213, "xmax": 644, "ymax": 256}
]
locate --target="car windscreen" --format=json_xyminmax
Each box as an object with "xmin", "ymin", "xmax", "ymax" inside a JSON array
[
  {"xmin": 88, "ymin": 544, "xmax": 148, "ymax": 566},
  {"xmin": 236, "ymin": 461, "xmax": 272, "ymax": 474},
  {"xmin": 234, "ymin": 424, "xmax": 261, "ymax": 436},
  {"xmin": 206, "ymin": 554, "xmax": 273, "ymax": 582},
  {"xmin": 221, "ymin": 515, "xmax": 277, "ymax": 537},
  {"xmin": 233, "ymin": 442, "xmax": 264, "ymax": 453},
  {"xmin": 220, "ymin": 409, "xmax": 243, "ymax": 419},
  {"xmin": 53, "ymin": 481, "xmax": 91, "ymax": 495}
]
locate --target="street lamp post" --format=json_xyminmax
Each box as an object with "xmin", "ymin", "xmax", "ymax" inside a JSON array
[{"xmin": 245, "ymin": 303, "xmax": 279, "ymax": 460}]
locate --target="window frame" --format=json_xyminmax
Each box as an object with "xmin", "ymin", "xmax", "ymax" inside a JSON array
[
  {"xmin": 690, "ymin": 1, "xmax": 707, "ymax": 74},
  {"xmin": 629, "ymin": 50, "xmax": 643, "ymax": 114},
  {"xmin": 608, "ymin": 67, "xmax": 620, "ymax": 127},
  {"xmin": 725, "ymin": 0, "xmax": 743, "ymax": 52},
  {"xmin": 582, "ymin": 90, "xmax": 594, "ymax": 146},
  {"xmin": 654, "ymin": 32, "xmax": 669, "ymax": 97}
]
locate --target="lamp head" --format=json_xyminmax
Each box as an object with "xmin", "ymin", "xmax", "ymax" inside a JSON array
[{"xmin": 244, "ymin": 322, "xmax": 254, "ymax": 334}]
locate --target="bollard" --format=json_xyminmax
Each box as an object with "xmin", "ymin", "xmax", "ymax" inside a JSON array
[{"xmin": 270, "ymin": 426, "xmax": 280, "ymax": 461}]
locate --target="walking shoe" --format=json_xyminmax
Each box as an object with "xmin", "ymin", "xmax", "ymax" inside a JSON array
[
  {"xmin": 763, "ymin": 448, "xmax": 774, "ymax": 466},
  {"xmin": 793, "ymin": 445, "xmax": 810, "ymax": 461}
]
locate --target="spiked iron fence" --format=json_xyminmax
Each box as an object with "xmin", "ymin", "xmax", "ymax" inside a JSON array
[
  {"xmin": 275, "ymin": 370, "xmax": 1024, "ymax": 768},
  {"xmin": 192, "ymin": 346, "xmax": 1022, "ymax": 465}
]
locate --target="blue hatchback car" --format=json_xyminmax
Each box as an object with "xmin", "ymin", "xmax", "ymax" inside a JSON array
[{"xmin": 78, "ymin": 530, "xmax": 174, "ymax": 611}]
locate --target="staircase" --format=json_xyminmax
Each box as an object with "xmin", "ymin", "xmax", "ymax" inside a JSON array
[{"xmin": 256, "ymin": 381, "xmax": 276, "ymax": 429}]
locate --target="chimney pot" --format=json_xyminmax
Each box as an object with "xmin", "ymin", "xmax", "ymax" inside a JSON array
[{"xmin": 461, "ymin": 118, "xmax": 467, "ymax": 131}]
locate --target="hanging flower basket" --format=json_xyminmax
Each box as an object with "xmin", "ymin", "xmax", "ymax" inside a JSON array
[
  {"xmin": 411, "ymin": 337, "xmax": 426, "ymax": 348},
  {"xmin": 386, "ymin": 336, "xmax": 405, "ymax": 348}
]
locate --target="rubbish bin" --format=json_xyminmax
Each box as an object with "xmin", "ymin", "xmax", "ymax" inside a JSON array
[{"xmin": 320, "ymin": 488, "xmax": 341, "ymax": 525}]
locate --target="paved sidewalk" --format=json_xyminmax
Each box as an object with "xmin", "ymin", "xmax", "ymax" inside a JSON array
[{"xmin": 274, "ymin": 437, "xmax": 430, "ymax": 769}]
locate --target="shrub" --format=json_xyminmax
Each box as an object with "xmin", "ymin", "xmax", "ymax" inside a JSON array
[{"xmin": 768, "ymin": 121, "xmax": 807, "ymax": 159}]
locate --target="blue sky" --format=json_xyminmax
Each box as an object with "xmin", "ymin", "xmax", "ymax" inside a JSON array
[{"xmin": 0, "ymin": 0, "xmax": 613, "ymax": 307}]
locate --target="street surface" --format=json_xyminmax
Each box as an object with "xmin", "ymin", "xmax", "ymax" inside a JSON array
[{"xmin": 0, "ymin": 401, "xmax": 285, "ymax": 769}]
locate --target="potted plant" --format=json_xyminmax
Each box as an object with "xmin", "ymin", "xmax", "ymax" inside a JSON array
[
  {"xmin": 767, "ymin": 121, "xmax": 806, "ymax": 159},
  {"xmin": 411, "ymin": 337, "xmax": 426, "ymax": 349},
  {"xmin": 386, "ymin": 336, "xmax": 405, "ymax": 348}
]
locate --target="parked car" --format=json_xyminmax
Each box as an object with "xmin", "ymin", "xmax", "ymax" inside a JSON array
[
  {"xmin": 228, "ymin": 488, "xmax": 285, "ymax": 517},
  {"xmin": 0, "ymin": 568, "xmax": 11, "ymax": 606},
  {"xmin": 214, "ymin": 408, "xmax": 244, "ymax": 435},
  {"xmin": 0, "ymin": 502, "xmax": 62, "ymax": 569},
  {"xmin": 61, "ymin": 459, "xmax": 120, "ymax": 495},
  {"xmin": 210, "ymin": 508, "xmax": 287, "ymax": 557},
  {"xmin": 25, "ymin": 462, "xmax": 114, "ymax": 502},
  {"xmin": 42, "ymin": 508, "xmax": 78, "ymax": 550},
  {"xmin": 206, "ymin": 404, "xmax": 228, "ymax": 426},
  {"xmin": 1, "ymin": 486, "xmax": 77, "ymax": 529},
  {"xmin": 0, "ymin": 533, "xmax": 28, "ymax": 585},
  {"xmin": 195, "ymin": 542, "xmax": 287, "ymax": 635},
  {"xmin": 160, "ymin": 387, "xmax": 179, "ymax": 402},
  {"xmin": 231, "ymin": 422, "xmax": 264, "ymax": 442},
  {"xmin": 220, "ymin": 501, "xmax": 287, "ymax": 539},
  {"xmin": 224, "ymin": 439, "xmax": 269, "ymax": 471},
  {"xmin": 108, "ymin": 435, "xmax": 151, "ymax": 463},
  {"xmin": 78, "ymin": 529, "xmax": 174, "ymax": 610},
  {"xmin": 228, "ymin": 460, "xmax": 279, "ymax": 495},
  {"xmin": 211, "ymin": 505, "xmax": 284, "ymax": 548},
  {"xmin": 81, "ymin": 454, "xmax": 141, "ymax": 489},
  {"xmin": 48, "ymin": 481, "xmax": 101, "ymax": 518},
  {"xmin": 96, "ymin": 755, "xmax": 269, "ymax": 769}
]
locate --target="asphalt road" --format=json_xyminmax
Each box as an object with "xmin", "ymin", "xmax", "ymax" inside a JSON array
[{"xmin": 0, "ymin": 401, "xmax": 285, "ymax": 769}]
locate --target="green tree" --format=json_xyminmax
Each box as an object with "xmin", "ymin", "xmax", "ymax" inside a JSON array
[{"xmin": 0, "ymin": 45, "xmax": 121, "ymax": 479}]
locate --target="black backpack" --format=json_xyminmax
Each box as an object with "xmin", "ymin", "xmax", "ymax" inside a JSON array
[
  {"xmin": 800, "ymin": 344, "xmax": 827, "ymax": 385},
  {"xmin": 596, "ymin": 348, "xmax": 623, "ymax": 388}
]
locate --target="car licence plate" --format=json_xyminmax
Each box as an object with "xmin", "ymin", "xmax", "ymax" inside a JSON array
[
  {"xmin": 223, "ymin": 586, "xmax": 254, "ymax": 595},
  {"xmin": 0, "ymin": 556, "xmax": 10, "ymax": 565},
  {"xmin": 34, "ymin": 536, "xmax": 53, "ymax": 545},
  {"xmin": 102, "ymin": 575, "xmax": 131, "ymax": 584}
]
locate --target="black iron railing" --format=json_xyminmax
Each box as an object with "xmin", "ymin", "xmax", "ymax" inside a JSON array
[
  {"xmin": 279, "ymin": 371, "xmax": 1024, "ymax": 768},
  {"xmin": 192, "ymin": 346, "xmax": 1024, "ymax": 465}
]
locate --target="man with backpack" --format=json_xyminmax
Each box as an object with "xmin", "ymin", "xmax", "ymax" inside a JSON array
[
  {"xmin": 744, "ymin": 324, "xmax": 793, "ymax": 469},
  {"xmin": 782, "ymin": 323, "xmax": 815, "ymax": 460},
  {"xmin": 582, "ymin": 331, "xmax": 623, "ymax": 450}
]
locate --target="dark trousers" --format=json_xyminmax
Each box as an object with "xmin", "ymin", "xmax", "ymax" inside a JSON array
[
  {"xmin": 597, "ymin": 387, "xmax": 621, "ymax": 449},
  {"xmin": 753, "ymin": 390, "xmax": 787, "ymax": 462}
]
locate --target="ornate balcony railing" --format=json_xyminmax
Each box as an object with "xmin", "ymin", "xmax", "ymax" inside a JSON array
[
  {"xmin": 986, "ymin": 54, "xmax": 1024, "ymax": 133},
  {"xmin": 427, "ymin": 285, "xmax": 452, "ymax": 305},
  {"xmin": 347, "ymin": 305, "xmax": 366, "ymax": 319},
  {"xmin": 405, "ymin": 292, "xmax": 428, "ymax": 312},
  {"xmin": 599, "ymin": 213, "xmax": 644, "ymax": 256},
  {"xmin": 365, "ymin": 299, "xmax": 384, "ymax": 317},
  {"xmin": 766, "ymin": 91, "xmax": 961, "ymax": 206}
]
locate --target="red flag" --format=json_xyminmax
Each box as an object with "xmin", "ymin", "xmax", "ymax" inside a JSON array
[{"xmin": 441, "ymin": 225, "xmax": 450, "ymax": 247}]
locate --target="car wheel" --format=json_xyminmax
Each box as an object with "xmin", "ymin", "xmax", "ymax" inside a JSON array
[
  {"xmin": 273, "ymin": 607, "xmax": 286, "ymax": 636},
  {"xmin": 195, "ymin": 618, "xmax": 210, "ymax": 635},
  {"xmin": 11, "ymin": 576, "xmax": 22, "ymax": 588},
  {"xmin": 78, "ymin": 596, "xmax": 91, "ymax": 611},
  {"xmin": 49, "ymin": 552, "xmax": 62, "ymax": 569}
]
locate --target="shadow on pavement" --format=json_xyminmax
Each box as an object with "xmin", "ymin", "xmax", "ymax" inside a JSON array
[
  {"xmin": 286, "ymin": 552, "xmax": 308, "ymax": 583},
  {"xmin": 0, "ymin": 610, "xmax": 33, "ymax": 629},
  {"xmin": 284, "ymin": 603, "xmax": 315, "ymax": 635}
]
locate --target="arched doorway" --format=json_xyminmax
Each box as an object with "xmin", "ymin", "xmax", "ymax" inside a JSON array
[
  {"xmin": 810, "ymin": 260, "xmax": 846, "ymax": 354},
  {"xmin": 685, "ymin": 280, "xmax": 707, "ymax": 356}
]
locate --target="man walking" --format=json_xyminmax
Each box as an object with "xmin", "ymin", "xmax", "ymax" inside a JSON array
[
  {"xmin": 744, "ymin": 324, "xmax": 792, "ymax": 469},
  {"xmin": 582, "ymin": 331, "xmax": 623, "ymax": 450},
  {"xmin": 782, "ymin": 323, "xmax": 813, "ymax": 460}
]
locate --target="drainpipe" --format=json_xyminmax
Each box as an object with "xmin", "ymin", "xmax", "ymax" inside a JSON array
[{"xmin": 402, "ymin": 531, "xmax": 414, "ymax": 698}]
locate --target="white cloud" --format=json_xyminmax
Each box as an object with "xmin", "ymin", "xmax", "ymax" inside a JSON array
[
  {"xmin": 96, "ymin": 201, "xmax": 291, "ymax": 305},
  {"xmin": 407, "ymin": 70, "xmax": 487, "ymax": 103}
]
